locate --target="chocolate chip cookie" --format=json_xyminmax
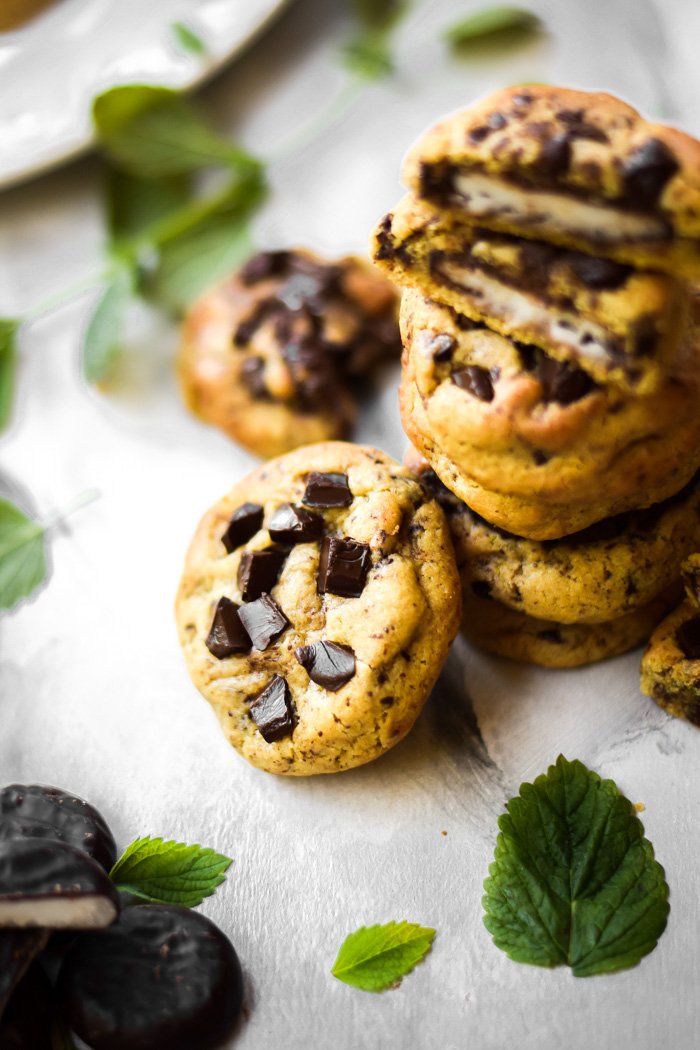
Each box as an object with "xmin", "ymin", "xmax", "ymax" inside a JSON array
[
  {"xmin": 372, "ymin": 195, "xmax": 689, "ymax": 394},
  {"xmin": 416, "ymin": 464, "xmax": 700, "ymax": 625},
  {"xmin": 400, "ymin": 291, "xmax": 700, "ymax": 539},
  {"xmin": 175, "ymin": 442, "xmax": 461, "ymax": 775},
  {"xmin": 641, "ymin": 555, "xmax": 700, "ymax": 725},
  {"xmin": 462, "ymin": 584, "xmax": 681, "ymax": 669},
  {"xmin": 178, "ymin": 251, "xmax": 400, "ymax": 459},
  {"xmin": 404, "ymin": 85, "xmax": 700, "ymax": 278}
]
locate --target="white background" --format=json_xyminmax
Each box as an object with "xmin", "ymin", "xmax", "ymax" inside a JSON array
[{"xmin": 1, "ymin": 1, "xmax": 699, "ymax": 1047}]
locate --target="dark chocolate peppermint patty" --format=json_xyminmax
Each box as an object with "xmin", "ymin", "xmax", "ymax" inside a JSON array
[
  {"xmin": 249, "ymin": 676, "xmax": 296, "ymax": 742},
  {"xmin": 238, "ymin": 549, "xmax": 287, "ymax": 602},
  {"xmin": 295, "ymin": 641, "xmax": 356, "ymax": 691},
  {"xmin": 222, "ymin": 503, "xmax": 263, "ymax": 553},
  {"xmin": 238, "ymin": 594, "xmax": 290, "ymax": 651},
  {"xmin": 452, "ymin": 365, "xmax": 497, "ymax": 402},
  {"xmin": 676, "ymin": 616, "xmax": 700, "ymax": 660},
  {"xmin": 302, "ymin": 472, "xmax": 353, "ymax": 508},
  {"xmin": 206, "ymin": 598, "xmax": 250, "ymax": 659},
  {"xmin": 267, "ymin": 504, "xmax": 323, "ymax": 545},
  {"xmin": 318, "ymin": 537, "xmax": 371, "ymax": 598}
]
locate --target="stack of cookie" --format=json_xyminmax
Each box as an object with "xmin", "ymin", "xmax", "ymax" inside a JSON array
[{"xmin": 372, "ymin": 85, "xmax": 700, "ymax": 667}]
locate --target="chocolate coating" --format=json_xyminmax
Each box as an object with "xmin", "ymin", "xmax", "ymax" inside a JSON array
[
  {"xmin": 238, "ymin": 594, "xmax": 290, "ymax": 651},
  {"xmin": 267, "ymin": 504, "xmax": 324, "ymax": 545},
  {"xmin": 302, "ymin": 472, "xmax": 353, "ymax": 508},
  {"xmin": 317, "ymin": 537, "xmax": 372, "ymax": 598},
  {"xmin": 0, "ymin": 784, "xmax": 117, "ymax": 872},
  {"xmin": 676, "ymin": 616, "xmax": 700, "ymax": 660},
  {"xmin": 56, "ymin": 904, "xmax": 244, "ymax": 1050},
  {"xmin": 249, "ymin": 676, "xmax": 296, "ymax": 742},
  {"xmin": 205, "ymin": 598, "xmax": 251, "ymax": 659},
  {"xmin": 221, "ymin": 503, "xmax": 263, "ymax": 553},
  {"xmin": 295, "ymin": 641, "xmax": 356, "ymax": 691},
  {"xmin": 0, "ymin": 930, "xmax": 48, "ymax": 1018},
  {"xmin": 0, "ymin": 839, "xmax": 120, "ymax": 929},
  {"xmin": 237, "ymin": 548, "xmax": 288, "ymax": 602},
  {"xmin": 0, "ymin": 963, "xmax": 53, "ymax": 1049}
]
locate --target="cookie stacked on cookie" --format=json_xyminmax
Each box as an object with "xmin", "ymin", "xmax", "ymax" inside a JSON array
[{"xmin": 372, "ymin": 85, "xmax": 700, "ymax": 667}]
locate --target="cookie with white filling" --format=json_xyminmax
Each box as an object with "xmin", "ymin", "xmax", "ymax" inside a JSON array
[
  {"xmin": 404, "ymin": 85, "xmax": 700, "ymax": 279},
  {"xmin": 373, "ymin": 195, "xmax": 689, "ymax": 394}
]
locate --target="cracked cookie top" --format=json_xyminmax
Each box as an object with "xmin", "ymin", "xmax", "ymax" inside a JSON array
[
  {"xmin": 175, "ymin": 442, "xmax": 461, "ymax": 775},
  {"xmin": 178, "ymin": 250, "xmax": 401, "ymax": 460}
]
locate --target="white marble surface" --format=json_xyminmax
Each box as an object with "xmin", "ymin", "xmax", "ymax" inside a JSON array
[{"xmin": 1, "ymin": 1, "xmax": 700, "ymax": 1047}]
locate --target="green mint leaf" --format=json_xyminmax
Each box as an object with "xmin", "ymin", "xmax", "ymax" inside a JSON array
[
  {"xmin": 483, "ymin": 755, "xmax": 670, "ymax": 977},
  {"xmin": 106, "ymin": 168, "xmax": 193, "ymax": 248},
  {"xmin": 110, "ymin": 836, "xmax": 232, "ymax": 908},
  {"xmin": 0, "ymin": 498, "xmax": 46, "ymax": 611},
  {"xmin": 445, "ymin": 6, "xmax": 540, "ymax": 46},
  {"xmin": 0, "ymin": 319, "xmax": 20, "ymax": 430},
  {"xmin": 82, "ymin": 265, "xmax": 134, "ymax": 383},
  {"xmin": 331, "ymin": 921, "xmax": 435, "ymax": 992},
  {"xmin": 146, "ymin": 169, "xmax": 266, "ymax": 312},
  {"xmin": 92, "ymin": 85, "xmax": 251, "ymax": 178},
  {"xmin": 171, "ymin": 20, "xmax": 207, "ymax": 55},
  {"xmin": 342, "ymin": 33, "xmax": 394, "ymax": 80},
  {"xmin": 352, "ymin": 0, "xmax": 407, "ymax": 31}
]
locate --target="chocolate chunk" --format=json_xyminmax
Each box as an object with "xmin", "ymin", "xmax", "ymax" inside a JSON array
[
  {"xmin": 427, "ymin": 334, "xmax": 456, "ymax": 362},
  {"xmin": 471, "ymin": 579, "xmax": 492, "ymax": 599},
  {"xmin": 676, "ymin": 616, "xmax": 700, "ymax": 660},
  {"xmin": 233, "ymin": 298, "xmax": 277, "ymax": 347},
  {"xmin": 564, "ymin": 254, "xmax": 631, "ymax": 290},
  {"xmin": 452, "ymin": 365, "xmax": 496, "ymax": 402},
  {"xmin": 631, "ymin": 315, "xmax": 660, "ymax": 358},
  {"xmin": 238, "ymin": 594, "xmax": 289, "ymax": 651},
  {"xmin": 302, "ymin": 472, "xmax": 353, "ymax": 508},
  {"xmin": 249, "ymin": 675, "xmax": 296, "ymax": 741},
  {"xmin": 537, "ymin": 629, "xmax": 563, "ymax": 644},
  {"xmin": 240, "ymin": 356, "xmax": 269, "ymax": 399},
  {"xmin": 237, "ymin": 548, "xmax": 288, "ymax": 602},
  {"xmin": 557, "ymin": 109, "xmax": 608, "ymax": 143},
  {"xmin": 205, "ymin": 598, "xmax": 251, "ymax": 659},
  {"xmin": 532, "ymin": 449, "xmax": 550, "ymax": 465},
  {"xmin": 239, "ymin": 250, "xmax": 291, "ymax": 285},
  {"xmin": 221, "ymin": 502, "xmax": 264, "ymax": 553},
  {"xmin": 512, "ymin": 91, "xmax": 533, "ymax": 107},
  {"xmin": 534, "ymin": 131, "xmax": 572, "ymax": 178},
  {"xmin": 317, "ymin": 536, "xmax": 371, "ymax": 598},
  {"xmin": 537, "ymin": 355, "xmax": 594, "ymax": 404},
  {"xmin": 268, "ymin": 503, "xmax": 324, "ymax": 544},
  {"xmin": 0, "ymin": 784, "xmax": 117, "ymax": 873},
  {"xmin": 0, "ymin": 839, "xmax": 120, "ymax": 930},
  {"xmin": 56, "ymin": 904, "xmax": 243, "ymax": 1050},
  {"xmin": 295, "ymin": 641, "xmax": 356, "ymax": 691},
  {"xmin": 622, "ymin": 138, "xmax": 678, "ymax": 207}
]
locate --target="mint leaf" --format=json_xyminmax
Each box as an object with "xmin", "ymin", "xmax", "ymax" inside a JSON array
[
  {"xmin": 171, "ymin": 20, "xmax": 207, "ymax": 56},
  {"xmin": 106, "ymin": 168, "xmax": 192, "ymax": 247},
  {"xmin": 82, "ymin": 264, "xmax": 134, "ymax": 383},
  {"xmin": 0, "ymin": 498, "xmax": 46, "ymax": 611},
  {"xmin": 0, "ymin": 319, "xmax": 19, "ymax": 430},
  {"xmin": 483, "ymin": 755, "xmax": 670, "ymax": 977},
  {"xmin": 343, "ymin": 0, "xmax": 409, "ymax": 80},
  {"xmin": 445, "ymin": 6, "xmax": 540, "ymax": 46},
  {"xmin": 331, "ymin": 922, "xmax": 435, "ymax": 991},
  {"xmin": 92, "ymin": 85, "xmax": 251, "ymax": 178},
  {"xmin": 146, "ymin": 170, "xmax": 265, "ymax": 312},
  {"xmin": 110, "ymin": 836, "xmax": 232, "ymax": 908}
]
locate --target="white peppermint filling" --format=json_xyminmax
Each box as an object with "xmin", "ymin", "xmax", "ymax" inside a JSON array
[
  {"xmin": 435, "ymin": 259, "xmax": 614, "ymax": 367},
  {"xmin": 451, "ymin": 172, "xmax": 667, "ymax": 244},
  {"xmin": 0, "ymin": 895, "xmax": 117, "ymax": 928}
]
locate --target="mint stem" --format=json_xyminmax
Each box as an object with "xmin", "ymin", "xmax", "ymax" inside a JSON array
[{"xmin": 42, "ymin": 488, "xmax": 101, "ymax": 532}]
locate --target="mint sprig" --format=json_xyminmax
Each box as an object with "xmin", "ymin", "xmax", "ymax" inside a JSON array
[
  {"xmin": 110, "ymin": 836, "xmax": 232, "ymax": 908},
  {"xmin": 0, "ymin": 498, "xmax": 47, "ymax": 611},
  {"xmin": 0, "ymin": 319, "xmax": 19, "ymax": 429},
  {"xmin": 483, "ymin": 755, "xmax": 670, "ymax": 977},
  {"xmin": 171, "ymin": 20, "xmax": 207, "ymax": 56},
  {"xmin": 342, "ymin": 0, "xmax": 409, "ymax": 81},
  {"xmin": 444, "ymin": 6, "xmax": 540, "ymax": 48},
  {"xmin": 331, "ymin": 921, "xmax": 435, "ymax": 992}
]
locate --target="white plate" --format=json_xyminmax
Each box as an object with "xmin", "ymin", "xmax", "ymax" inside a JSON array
[{"xmin": 0, "ymin": 0, "xmax": 291, "ymax": 190}]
